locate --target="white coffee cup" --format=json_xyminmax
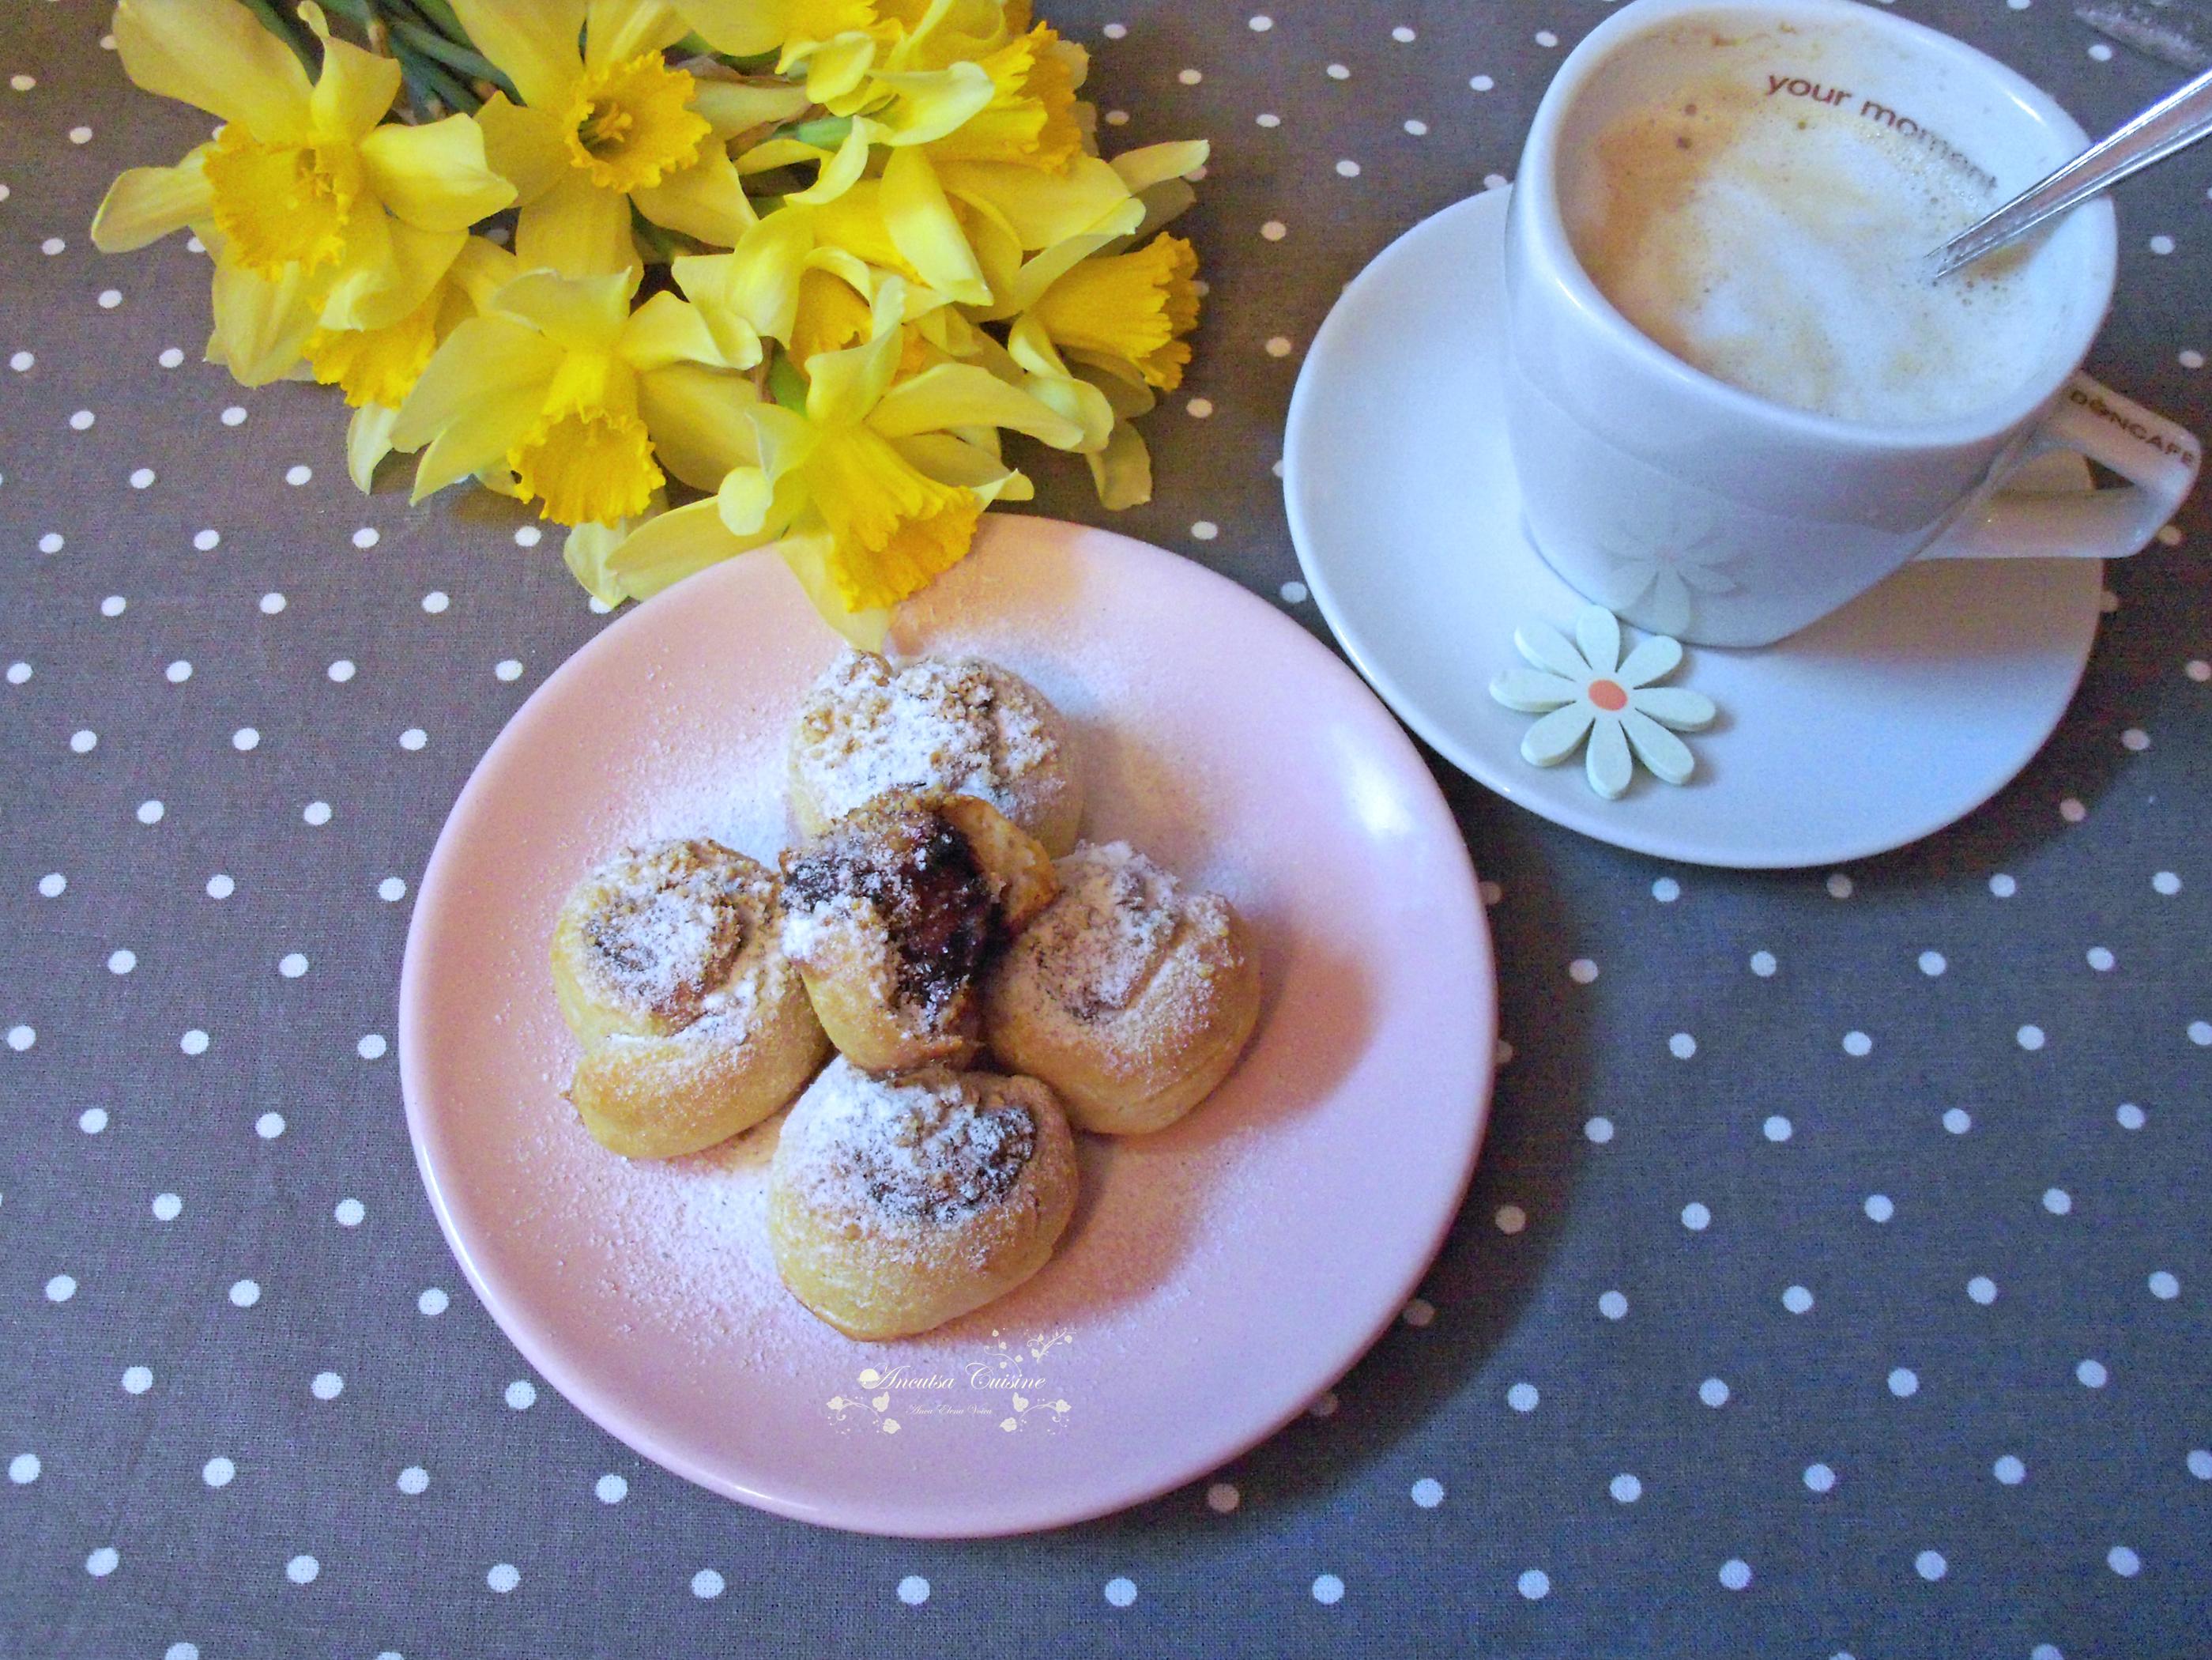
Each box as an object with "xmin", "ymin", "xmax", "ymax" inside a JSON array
[{"xmin": 1503, "ymin": 0, "xmax": 2201, "ymax": 647}]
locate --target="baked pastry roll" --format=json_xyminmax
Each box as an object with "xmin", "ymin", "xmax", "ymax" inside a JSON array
[
  {"xmin": 551, "ymin": 839, "xmax": 828, "ymax": 1159},
  {"xmin": 983, "ymin": 842, "xmax": 1260, "ymax": 1136},
  {"xmin": 780, "ymin": 792, "xmax": 1057, "ymax": 1073},
  {"xmin": 789, "ymin": 651, "xmax": 1083, "ymax": 855},
  {"xmin": 767, "ymin": 1058, "xmax": 1079, "ymax": 1341}
]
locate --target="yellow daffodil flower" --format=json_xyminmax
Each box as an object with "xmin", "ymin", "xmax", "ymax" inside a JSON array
[
  {"xmin": 456, "ymin": 0, "xmax": 795, "ymax": 274},
  {"xmin": 1027, "ymin": 232, "xmax": 1199, "ymax": 389},
  {"xmin": 89, "ymin": 0, "xmax": 514, "ymax": 386},
  {"xmin": 921, "ymin": 24, "xmax": 1083, "ymax": 170},
  {"xmin": 605, "ymin": 279, "xmax": 1083, "ymax": 644},
  {"xmin": 390, "ymin": 266, "xmax": 758, "ymax": 527}
]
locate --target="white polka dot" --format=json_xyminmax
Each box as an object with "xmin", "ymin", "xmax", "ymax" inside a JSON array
[
  {"xmin": 228, "ymin": 1279, "xmax": 260, "ymax": 1307},
  {"xmin": 106, "ymin": 947, "xmax": 137, "ymax": 975},
  {"xmin": 69, "ymin": 409, "xmax": 95, "ymax": 432},
  {"xmin": 398, "ymin": 1466, "xmax": 428, "ymax": 1495},
  {"xmin": 2076, "ymin": 1358, "xmax": 2108, "ymax": 1388},
  {"xmin": 43, "ymin": 1272, "xmax": 77, "ymax": 1303},
  {"xmin": 1260, "ymin": 221, "xmax": 1286, "ymax": 242},
  {"xmin": 86, "ymin": 1546, "xmax": 119, "ymax": 1577},
  {"xmin": 1335, "ymin": 158, "xmax": 1362, "ymax": 178},
  {"xmin": 70, "ymin": 126, "xmax": 92, "ymax": 145},
  {"xmin": 1410, "ymin": 1477, "xmax": 1444, "ymax": 1508},
  {"xmin": 1506, "ymin": 1382, "xmax": 1539, "ymax": 1412},
  {"xmin": 1516, "ymin": 1568, "xmax": 1551, "ymax": 1601},
  {"xmin": 1749, "ymin": 950, "xmax": 1777, "ymax": 977},
  {"xmin": 303, "ymin": 801, "xmax": 332, "ymax": 826},
  {"xmin": 2153, "ymin": 871, "xmax": 2181, "ymax": 895},
  {"xmin": 2180, "ymin": 349, "xmax": 2206, "ymax": 370},
  {"xmin": 1494, "ymin": 1204, "xmax": 1526, "ymax": 1234},
  {"xmin": 7, "ymin": 1024, "xmax": 34, "ymax": 1052},
  {"xmin": 286, "ymin": 1555, "xmax": 318, "ymax": 1585},
  {"xmin": 1608, "ymin": 1473, "xmax": 1642, "ymax": 1503},
  {"xmin": 1783, "ymin": 1285, "xmax": 1814, "ymax": 1314},
  {"xmin": 260, "ymin": 593, "xmax": 285, "ymax": 615},
  {"xmin": 2108, "ymin": 1545, "xmax": 2140, "ymax": 1576},
  {"xmin": 1278, "ymin": 580, "xmax": 1308, "ymax": 605},
  {"xmin": 1326, "ymin": 61, "xmax": 1350, "ymax": 79},
  {"xmin": 357, "ymin": 1033, "xmax": 387, "ymax": 1060},
  {"xmin": 505, "ymin": 1379, "xmax": 537, "ymax": 1410},
  {"xmin": 1495, "ymin": 1038, "xmax": 1515, "ymax": 1066},
  {"xmin": 1889, "ymin": 1367, "xmax": 1919, "ymax": 1398},
  {"xmin": 417, "ymin": 1286, "xmax": 448, "ymax": 1316},
  {"xmin": 422, "ymin": 590, "xmax": 450, "ymax": 613},
  {"xmin": 166, "ymin": 660, "xmax": 191, "ymax": 683},
  {"xmin": 1763, "ymin": 1115, "xmax": 1793, "ymax": 1142},
  {"xmin": 1470, "ymin": 74, "xmax": 1494, "ymax": 91},
  {"xmin": 98, "ymin": 288, "xmax": 122, "ymax": 309},
  {"xmin": 129, "ymin": 466, "xmax": 156, "ymax": 489},
  {"xmin": 2150, "ymin": 235, "xmax": 2175, "ymax": 255},
  {"xmin": 1993, "ymin": 1454, "xmax": 2025, "ymax": 1485},
  {"xmin": 231, "ymin": 726, "xmax": 261, "ymax": 753},
  {"xmin": 1585, "ymin": 1116, "xmax": 1614, "ymax": 1144},
  {"xmin": 1699, "ymin": 1377, "xmax": 1730, "ymax": 1407},
  {"xmin": 1967, "ymin": 1275, "xmax": 1997, "ymax": 1304},
  {"xmin": 1821, "ymin": 873, "xmax": 1853, "ymax": 900},
  {"xmin": 897, "ymin": 1574, "xmax": 930, "ymax": 1604},
  {"xmin": 2191, "ymin": 1021, "xmax": 2212, "ymax": 1047},
  {"xmin": 39, "ymin": 533, "xmax": 64, "ymax": 555},
  {"xmin": 1404, "ymin": 119, "xmax": 1428, "ymax": 136},
  {"xmin": 202, "ymin": 1455, "xmax": 235, "ymax": 1487},
  {"xmin": 277, "ymin": 953, "xmax": 308, "ymax": 980},
  {"xmin": 1669, "ymin": 1032, "xmax": 1697, "ymax": 1059},
  {"xmin": 1249, "ymin": 13, "xmax": 1272, "ymax": 30},
  {"xmin": 39, "ymin": 872, "xmax": 66, "ymax": 899},
  {"xmin": 1719, "ymin": 1559, "xmax": 1751, "ymax": 1590},
  {"xmin": 193, "ymin": 529, "xmax": 220, "ymax": 551},
  {"xmin": 122, "ymin": 1364, "xmax": 153, "ymax": 1394},
  {"xmin": 180, "ymin": 1028, "xmax": 208, "ymax": 1056},
  {"xmin": 2120, "ymin": 726, "xmax": 2150, "ymax": 753},
  {"xmin": 1536, "ymin": 29, "xmax": 1560, "ymax": 46},
  {"xmin": 138, "ymin": 800, "xmax": 165, "ymax": 824},
  {"xmin": 596, "ymin": 1473, "xmax": 627, "ymax": 1503},
  {"xmin": 2187, "ymin": 1450, "xmax": 2212, "ymax": 1481},
  {"xmin": 6, "ymin": 351, "xmax": 30, "ymax": 373},
  {"xmin": 40, "ymin": 237, "xmax": 64, "ymax": 257},
  {"xmin": 1401, "ymin": 1297, "xmax": 1435, "ymax": 1327},
  {"xmin": 1256, "ymin": 111, "xmax": 1281, "ymax": 127},
  {"xmin": 333, "ymin": 1198, "xmax": 364, "ymax": 1228},
  {"xmin": 5, "ymin": 662, "xmax": 28, "ymax": 685},
  {"xmin": 70, "ymin": 728, "xmax": 96, "ymax": 753},
  {"xmin": 324, "ymin": 658, "xmax": 359, "ymax": 685},
  {"xmin": 311, "ymin": 1371, "xmax": 343, "ymax": 1401},
  {"xmin": 1989, "ymin": 873, "xmax": 2017, "ymax": 897},
  {"xmin": 1943, "ymin": 1107, "xmax": 1973, "ymax": 1134},
  {"xmin": 2149, "ymin": 1270, "xmax": 2180, "ymax": 1300},
  {"xmin": 1599, "ymin": 1289, "xmax": 1628, "ymax": 1319},
  {"xmin": 152, "ymin": 1193, "xmax": 182, "ymax": 1220},
  {"xmin": 2116, "ymin": 1102, "xmax": 2146, "ymax": 1130},
  {"xmin": 2018, "ymin": 1024, "xmax": 2046, "ymax": 1051},
  {"xmin": 205, "ymin": 873, "xmax": 233, "ymax": 898},
  {"xmin": 2090, "ymin": 40, "xmax": 2113, "ymax": 58},
  {"xmin": 352, "ymin": 527, "xmax": 379, "ymax": 549},
  {"xmin": 2043, "ymin": 1187, "xmax": 2072, "ymax": 1215},
  {"xmin": 9, "ymin": 1454, "xmax": 39, "ymax": 1485},
  {"xmin": 1916, "ymin": 1549, "xmax": 1947, "ymax": 1581},
  {"xmin": 1392, "ymin": 25, "xmax": 1415, "ymax": 42},
  {"xmin": 1803, "ymin": 1462, "xmax": 1836, "ymax": 1492},
  {"xmin": 495, "ymin": 658, "xmax": 522, "ymax": 682},
  {"xmin": 2060, "ymin": 796, "xmax": 2087, "ymax": 823},
  {"xmin": 158, "ymin": 347, "xmax": 184, "ymax": 368},
  {"xmin": 79, "ymin": 1107, "xmax": 107, "ymax": 1134},
  {"xmin": 692, "ymin": 1568, "xmax": 726, "ymax": 1599},
  {"xmin": 1311, "ymin": 1573, "xmax": 1345, "ymax": 1604},
  {"xmin": 1206, "ymin": 1481, "xmax": 1240, "ymax": 1512},
  {"xmin": 399, "ymin": 727, "xmax": 427, "ymax": 750},
  {"xmin": 509, "ymin": 523, "xmax": 545, "ymax": 551},
  {"xmin": 284, "ymin": 464, "xmax": 312, "ymax": 487},
  {"xmin": 1682, "ymin": 1202, "xmax": 1712, "ymax": 1231},
  {"xmin": 486, "ymin": 1563, "xmax": 519, "ymax": 1593}
]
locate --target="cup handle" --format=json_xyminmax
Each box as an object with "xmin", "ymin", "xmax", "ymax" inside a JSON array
[{"xmin": 1918, "ymin": 373, "xmax": 2200, "ymax": 561}]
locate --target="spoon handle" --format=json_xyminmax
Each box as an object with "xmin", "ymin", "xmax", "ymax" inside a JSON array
[{"xmin": 1931, "ymin": 62, "xmax": 2212, "ymax": 278}]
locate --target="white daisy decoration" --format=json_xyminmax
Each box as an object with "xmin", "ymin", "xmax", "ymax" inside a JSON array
[{"xmin": 1490, "ymin": 605, "xmax": 1718, "ymax": 799}]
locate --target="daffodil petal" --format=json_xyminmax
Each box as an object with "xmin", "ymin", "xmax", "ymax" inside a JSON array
[
  {"xmin": 716, "ymin": 464, "xmax": 779, "ymax": 536},
  {"xmin": 878, "ymin": 148, "xmax": 989, "ymax": 305},
  {"xmin": 114, "ymin": 0, "xmax": 314, "ymax": 142},
  {"xmin": 744, "ymin": 403, "xmax": 818, "ymax": 489},
  {"xmin": 449, "ymin": 0, "xmax": 586, "ymax": 110},
  {"xmin": 447, "ymin": 236, "xmax": 521, "ymax": 308},
  {"xmin": 1490, "ymin": 669, "xmax": 1581, "ymax": 713},
  {"xmin": 326, "ymin": 222, "xmax": 464, "ymax": 334},
  {"xmin": 673, "ymin": 209, "xmax": 812, "ymax": 357},
  {"xmin": 605, "ymin": 497, "xmax": 759, "ymax": 599},
  {"xmin": 1083, "ymin": 419, "xmax": 1150, "ymax": 509},
  {"xmin": 474, "ymin": 93, "xmax": 570, "ymax": 204},
  {"xmin": 1108, "ymin": 140, "xmax": 1210, "ymax": 192},
  {"xmin": 869, "ymin": 63, "xmax": 996, "ymax": 146},
  {"xmin": 1514, "ymin": 621, "xmax": 1590, "ymax": 681},
  {"xmin": 689, "ymin": 77, "xmax": 815, "ymax": 137},
  {"xmin": 495, "ymin": 269, "xmax": 637, "ymax": 353},
  {"xmin": 358, "ymin": 117, "xmax": 516, "ymax": 232},
  {"xmin": 91, "ymin": 157, "xmax": 213, "ymax": 252},
  {"xmin": 805, "ymin": 33, "xmax": 881, "ymax": 108},
  {"xmin": 784, "ymin": 118, "xmax": 875, "ymax": 206},
  {"xmin": 516, "ymin": 175, "xmax": 639, "ymax": 278},
  {"xmin": 585, "ymin": 0, "xmax": 690, "ymax": 70},
  {"xmin": 390, "ymin": 315, "xmax": 559, "ymax": 451},
  {"xmin": 804, "ymin": 284, "xmax": 906, "ymax": 427},
  {"xmin": 1575, "ymin": 606, "xmax": 1622, "ymax": 677},
  {"xmin": 865, "ymin": 361, "xmax": 1081, "ymax": 449},
  {"xmin": 779, "ymin": 530, "xmax": 894, "ymax": 650},
  {"xmin": 1521, "ymin": 704, "xmax": 1596, "ymax": 769},
  {"xmin": 305, "ymin": 17, "xmax": 403, "ymax": 141},
  {"xmin": 633, "ymin": 146, "xmax": 759, "ymax": 247},
  {"xmin": 345, "ymin": 401, "xmax": 401, "ymax": 492},
  {"xmin": 209, "ymin": 258, "xmax": 323, "ymax": 386},
  {"xmin": 884, "ymin": 432, "xmax": 1020, "ymax": 492},
  {"xmin": 1585, "ymin": 718, "xmax": 1634, "ymax": 798},
  {"xmin": 638, "ymin": 364, "xmax": 761, "ymax": 489},
  {"xmin": 937, "ymin": 156, "xmax": 1136, "ymax": 250},
  {"xmin": 622, "ymin": 290, "xmax": 735, "ymax": 371},
  {"xmin": 1615, "ymin": 634, "xmax": 1683, "ymax": 689},
  {"xmin": 1628, "ymin": 686, "xmax": 1717, "ymax": 732},
  {"xmin": 1620, "ymin": 709, "xmax": 1696, "ymax": 786}
]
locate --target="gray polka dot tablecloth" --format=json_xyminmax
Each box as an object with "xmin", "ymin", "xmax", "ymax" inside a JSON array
[{"xmin": 4, "ymin": 1, "xmax": 2210, "ymax": 1656}]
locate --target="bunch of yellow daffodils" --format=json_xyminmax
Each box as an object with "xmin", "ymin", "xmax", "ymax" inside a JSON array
[{"xmin": 92, "ymin": 0, "xmax": 1207, "ymax": 646}]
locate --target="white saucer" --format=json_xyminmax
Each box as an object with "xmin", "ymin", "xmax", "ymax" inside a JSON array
[{"xmin": 1283, "ymin": 187, "xmax": 2104, "ymax": 870}]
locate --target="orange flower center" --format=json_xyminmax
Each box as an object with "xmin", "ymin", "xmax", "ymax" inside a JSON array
[{"xmin": 1588, "ymin": 679, "xmax": 1628, "ymax": 712}]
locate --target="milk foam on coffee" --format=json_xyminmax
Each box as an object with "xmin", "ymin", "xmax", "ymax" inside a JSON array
[{"xmin": 1570, "ymin": 72, "xmax": 2059, "ymax": 424}]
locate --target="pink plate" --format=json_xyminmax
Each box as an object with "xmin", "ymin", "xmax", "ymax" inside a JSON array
[{"xmin": 398, "ymin": 516, "xmax": 1496, "ymax": 1537}]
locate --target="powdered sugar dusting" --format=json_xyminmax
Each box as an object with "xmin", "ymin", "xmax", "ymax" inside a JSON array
[{"xmin": 1030, "ymin": 843, "xmax": 1183, "ymax": 1018}]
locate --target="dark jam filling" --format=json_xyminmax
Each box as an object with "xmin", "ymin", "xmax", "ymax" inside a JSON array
[
  {"xmin": 783, "ymin": 805, "xmax": 996, "ymax": 1018},
  {"xmin": 859, "ymin": 1103, "xmax": 1036, "ymax": 1227}
]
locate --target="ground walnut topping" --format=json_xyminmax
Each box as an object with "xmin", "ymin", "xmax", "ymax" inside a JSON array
[
  {"xmin": 796, "ymin": 652, "xmax": 1054, "ymax": 823},
  {"xmin": 586, "ymin": 843, "xmax": 758, "ymax": 1024},
  {"xmin": 794, "ymin": 1063, "xmax": 1038, "ymax": 1230},
  {"xmin": 1033, "ymin": 843, "xmax": 1183, "ymax": 1020},
  {"xmin": 782, "ymin": 798, "xmax": 996, "ymax": 1017}
]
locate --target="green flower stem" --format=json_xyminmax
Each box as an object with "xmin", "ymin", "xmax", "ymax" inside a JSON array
[
  {"xmin": 382, "ymin": 9, "xmax": 515, "ymax": 100},
  {"xmin": 237, "ymin": 0, "xmax": 318, "ymax": 69},
  {"xmin": 400, "ymin": 0, "xmax": 469, "ymax": 42},
  {"xmin": 767, "ymin": 350, "xmax": 808, "ymax": 412},
  {"xmin": 394, "ymin": 40, "xmax": 477, "ymax": 116},
  {"xmin": 780, "ymin": 115, "xmax": 853, "ymax": 149},
  {"xmin": 631, "ymin": 211, "xmax": 682, "ymax": 266}
]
